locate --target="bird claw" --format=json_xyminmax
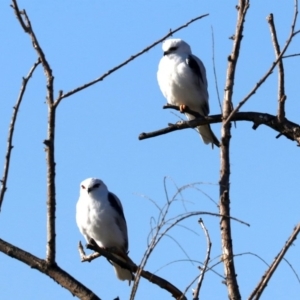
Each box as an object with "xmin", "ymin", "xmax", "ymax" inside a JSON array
[{"xmin": 179, "ymin": 104, "xmax": 186, "ymax": 112}]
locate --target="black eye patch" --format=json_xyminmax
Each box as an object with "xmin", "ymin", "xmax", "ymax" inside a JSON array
[
  {"xmin": 93, "ymin": 183, "xmax": 101, "ymax": 188},
  {"xmin": 169, "ymin": 46, "xmax": 177, "ymax": 51}
]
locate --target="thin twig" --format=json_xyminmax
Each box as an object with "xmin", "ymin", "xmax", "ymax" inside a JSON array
[
  {"xmin": 0, "ymin": 59, "xmax": 40, "ymax": 211},
  {"xmin": 193, "ymin": 219, "xmax": 212, "ymax": 300},
  {"xmin": 223, "ymin": 0, "xmax": 299, "ymax": 126},
  {"xmin": 211, "ymin": 26, "xmax": 222, "ymax": 113},
  {"xmin": 267, "ymin": 13, "xmax": 286, "ymax": 123},
  {"xmin": 131, "ymin": 179, "xmax": 249, "ymax": 300},
  {"xmin": 234, "ymin": 252, "xmax": 300, "ymax": 284},
  {"xmin": 283, "ymin": 53, "xmax": 300, "ymax": 58},
  {"xmin": 154, "ymin": 259, "xmax": 225, "ymax": 280},
  {"xmin": 54, "ymin": 14, "xmax": 209, "ymax": 106},
  {"xmin": 11, "ymin": 1, "xmax": 54, "ymax": 103},
  {"xmin": 181, "ymin": 276, "xmax": 199, "ymax": 300},
  {"xmin": 248, "ymin": 223, "xmax": 300, "ymax": 300},
  {"xmin": 283, "ymin": 258, "xmax": 300, "ymax": 284},
  {"xmin": 130, "ymin": 176, "xmax": 178, "ymax": 299}
]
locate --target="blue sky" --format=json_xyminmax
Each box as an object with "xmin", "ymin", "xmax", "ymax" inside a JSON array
[{"xmin": 1, "ymin": 1, "xmax": 300, "ymax": 299}]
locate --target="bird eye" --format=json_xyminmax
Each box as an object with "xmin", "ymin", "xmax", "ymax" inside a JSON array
[
  {"xmin": 81, "ymin": 185, "xmax": 86, "ymax": 189},
  {"xmin": 93, "ymin": 183, "xmax": 101, "ymax": 188},
  {"xmin": 169, "ymin": 46, "xmax": 177, "ymax": 51}
]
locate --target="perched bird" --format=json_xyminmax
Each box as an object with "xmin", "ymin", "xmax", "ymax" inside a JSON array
[
  {"xmin": 76, "ymin": 177, "xmax": 133, "ymax": 284},
  {"xmin": 157, "ymin": 38, "xmax": 220, "ymax": 147}
]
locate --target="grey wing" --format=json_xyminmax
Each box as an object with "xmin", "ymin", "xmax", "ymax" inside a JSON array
[
  {"xmin": 107, "ymin": 192, "xmax": 129, "ymax": 252},
  {"xmin": 186, "ymin": 54, "xmax": 209, "ymax": 115}
]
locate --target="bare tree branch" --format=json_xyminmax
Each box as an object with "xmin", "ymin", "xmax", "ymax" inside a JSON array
[
  {"xmin": 130, "ymin": 179, "xmax": 249, "ymax": 300},
  {"xmin": 54, "ymin": 14, "xmax": 209, "ymax": 106},
  {"xmin": 139, "ymin": 105, "xmax": 300, "ymax": 145},
  {"xmin": 5, "ymin": 1, "xmax": 300, "ymax": 299},
  {"xmin": 220, "ymin": 1, "xmax": 250, "ymax": 299},
  {"xmin": 85, "ymin": 240, "xmax": 187, "ymax": 300},
  {"xmin": 0, "ymin": 238, "xmax": 101, "ymax": 300},
  {"xmin": 210, "ymin": 26, "xmax": 222, "ymax": 113},
  {"xmin": 11, "ymin": 0, "xmax": 57, "ymax": 265},
  {"xmin": 130, "ymin": 176, "xmax": 176, "ymax": 299},
  {"xmin": 11, "ymin": 1, "xmax": 53, "ymax": 86},
  {"xmin": 224, "ymin": 0, "xmax": 299, "ymax": 126},
  {"xmin": 44, "ymin": 107, "xmax": 57, "ymax": 265},
  {"xmin": 193, "ymin": 219, "xmax": 212, "ymax": 300},
  {"xmin": 0, "ymin": 59, "xmax": 40, "ymax": 211},
  {"xmin": 283, "ymin": 258, "xmax": 300, "ymax": 284},
  {"xmin": 155, "ymin": 259, "xmax": 225, "ymax": 281},
  {"xmin": 165, "ymin": 212, "xmax": 250, "ymax": 230},
  {"xmin": 267, "ymin": 13, "xmax": 286, "ymax": 123},
  {"xmin": 234, "ymin": 251, "xmax": 300, "ymax": 283},
  {"xmin": 248, "ymin": 223, "xmax": 300, "ymax": 300},
  {"xmin": 283, "ymin": 53, "xmax": 300, "ymax": 58}
]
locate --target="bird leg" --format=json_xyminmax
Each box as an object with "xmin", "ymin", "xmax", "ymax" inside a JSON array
[{"xmin": 78, "ymin": 241, "xmax": 101, "ymax": 262}]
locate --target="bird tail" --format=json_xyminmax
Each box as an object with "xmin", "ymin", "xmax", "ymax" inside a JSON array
[
  {"xmin": 197, "ymin": 124, "xmax": 220, "ymax": 148},
  {"xmin": 111, "ymin": 255, "xmax": 134, "ymax": 285}
]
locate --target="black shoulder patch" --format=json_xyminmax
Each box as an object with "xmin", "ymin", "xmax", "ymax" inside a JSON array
[
  {"xmin": 186, "ymin": 55, "xmax": 203, "ymax": 83},
  {"xmin": 108, "ymin": 192, "xmax": 126, "ymax": 221}
]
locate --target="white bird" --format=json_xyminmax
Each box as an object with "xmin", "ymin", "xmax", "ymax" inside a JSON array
[
  {"xmin": 157, "ymin": 38, "xmax": 220, "ymax": 147},
  {"xmin": 76, "ymin": 178, "xmax": 133, "ymax": 284}
]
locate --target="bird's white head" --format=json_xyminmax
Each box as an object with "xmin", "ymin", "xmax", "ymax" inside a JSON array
[
  {"xmin": 162, "ymin": 38, "xmax": 192, "ymax": 56},
  {"xmin": 80, "ymin": 178, "xmax": 107, "ymax": 196}
]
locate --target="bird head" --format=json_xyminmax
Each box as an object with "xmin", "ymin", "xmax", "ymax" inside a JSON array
[
  {"xmin": 80, "ymin": 178, "xmax": 107, "ymax": 195},
  {"xmin": 162, "ymin": 38, "xmax": 192, "ymax": 56}
]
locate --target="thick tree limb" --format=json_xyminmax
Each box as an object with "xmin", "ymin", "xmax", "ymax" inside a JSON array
[
  {"xmin": 248, "ymin": 223, "xmax": 300, "ymax": 300},
  {"xmin": 86, "ymin": 240, "xmax": 187, "ymax": 300},
  {"xmin": 220, "ymin": 1, "xmax": 250, "ymax": 299},
  {"xmin": 0, "ymin": 59, "xmax": 40, "ymax": 211},
  {"xmin": 139, "ymin": 106, "xmax": 300, "ymax": 146},
  {"xmin": 0, "ymin": 238, "xmax": 101, "ymax": 300}
]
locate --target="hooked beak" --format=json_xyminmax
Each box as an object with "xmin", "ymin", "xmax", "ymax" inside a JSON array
[{"xmin": 87, "ymin": 187, "xmax": 92, "ymax": 194}]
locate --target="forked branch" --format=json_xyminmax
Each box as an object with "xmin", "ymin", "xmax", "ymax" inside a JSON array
[
  {"xmin": 267, "ymin": 13, "xmax": 286, "ymax": 123},
  {"xmin": 224, "ymin": 0, "xmax": 299, "ymax": 125},
  {"xmin": 11, "ymin": 0, "xmax": 58, "ymax": 266}
]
